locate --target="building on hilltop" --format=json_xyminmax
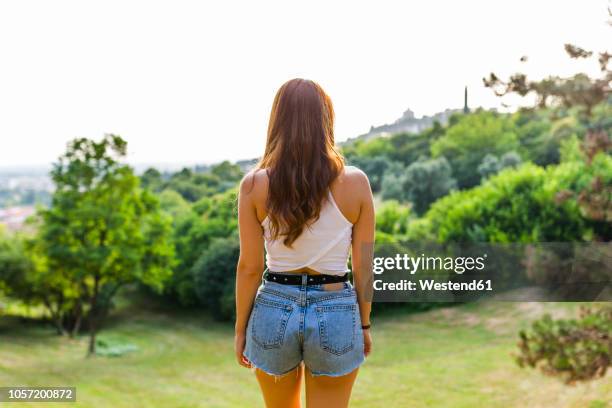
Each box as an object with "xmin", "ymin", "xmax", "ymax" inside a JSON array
[{"xmin": 344, "ymin": 87, "xmax": 473, "ymax": 145}]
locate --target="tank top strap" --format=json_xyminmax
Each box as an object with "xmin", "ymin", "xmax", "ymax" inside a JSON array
[{"xmin": 326, "ymin": 188, "xmax": 353, "ymax": 226}]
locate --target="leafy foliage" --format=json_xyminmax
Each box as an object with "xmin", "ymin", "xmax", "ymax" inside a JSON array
[
  {"xmin": 376, "ymin": 200, "xmax": 411, "ymax": 237},
  {"xmin": 431, "ymin": 110, "xmax": 520, "ymax": 188},
  {"xmin": 387, "ymin": 124, "xmax": 444, "ymax": 166},
  {"xmin": 192, "ymin": 234, "xmax": 240, "ymax": 321},
  {"xmin": 0, "ymin": 229, "xmax": 32, "ymax": 299},
  {"xmin": 423, "ymin": 162, "xmax": 594, "ymax": 243},
  {"xmin": 163, "ymin": 187, "xmax": 238, "ymax": 306},
  {"xmin": 37, "ymin": 135, "xmax": 176, "ymax": 353},
  {"xmin": 142, "ymin": 161, "xmax": 243, "ymax": 202},
  {"xmin": 477, "ymin": 151, "xmax": 522, "ymax": 180},
  {"xmin": 382, "ymin": 157, "xmax": 457, "ymax": 215},
  {"xmin": 484, "ymin": 17, "xmax": 612, "ymax": 385},
  {"xmin": 516, "ymin": 305, "xmax": 611, "ymax": 384}
]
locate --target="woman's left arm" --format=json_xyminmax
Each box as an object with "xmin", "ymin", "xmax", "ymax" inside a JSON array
[{"xmin": 234, "ymin": 172, "xmax": 265, "ymax": 367}]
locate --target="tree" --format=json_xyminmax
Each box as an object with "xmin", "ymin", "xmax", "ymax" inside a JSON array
[
  {"xmin": 164, "ymin": 187, "xmax": 238, "ymax": 307},
  {"xmin": 483, "ymin": 10, "xmax": 611, "ymax": 382},
  {"xmin": 140, "ymin": 167, "xmax": 163, "ymax": 191},
  {"xmin": 424, "ymin": 162, "xmax": 595, "ymax": 243},
  {"xmin": 483, "ymin": 45, "xmax": 610, "ymax": 118},
  {"xmin": 477, "ymin": 154, "xmax": 501, "ymax": 180},
  {"xmin": 431, "ymin": 111, "xmax": 519, "ymax": 188},
  {"xmin": 483, "ymin": 20, "xmax": 611, "ymax": 238},
  {"xmin": 376, "ymin": 200, "xmax": 411, "ymax": 237},
  {"xmin": 39, "ymin": 134, "xmax": 175, "ymax": 354},
  {"xmin": 477, "ymin": 151, "xmax": 522, "ymax": 180},
  {"xmin": 380, "ymin": 171, "xmax": 405, "ymax": 203},
  {"xmin": 403, "ymin": 157, "xmax": 457, "ymax": 215},
  {"xmin": 192, "ymin": 234, "xmax": 240, "ymax": 320},
  {"xmin": 210, "ymin": 160, "xmax": 243, "ymax": 183},
  {"xmin": 0, "ymin": 227, "xmax": 30, "ymax": 301},
  {"xmin": 158, "ymin": 161, "xmax": 243, "ymax": 202},
  {"xmin": 381, "ymin": 157, "xmax": 457, "ymax": 215},
  {"xmin": 352, "ymin": 137, "xmax": 395, "ymax": 158},
  {"xmin": 512, "ymin": 110, "xmax": 556, "ymax": 165},
  {"xmin": 387, "ymin": 123, "xmax": 445, "ymax": 166},
  {"xmin": 0, "ymin": 209, "xmax": 82, "ymax": 336},
  {"xmin": 157, "ymin": 189, "xmax": 192, "ymax": 219}
]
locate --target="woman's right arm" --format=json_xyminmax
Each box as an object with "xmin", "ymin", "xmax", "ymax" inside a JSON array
[{"xmin": 234, "ymin": 172, "xmax": 265, "ymax": 367}]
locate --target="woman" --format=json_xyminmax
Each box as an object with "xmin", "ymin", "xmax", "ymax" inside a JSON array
[{"xmin": 234, "ymin": 78, "xmax": 375, "ymax": 408}]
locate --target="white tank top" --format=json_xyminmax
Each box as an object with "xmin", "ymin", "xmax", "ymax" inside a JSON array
[{"xmin": 262, "ymin": 190, "xmax": 353, "ymax": 276}]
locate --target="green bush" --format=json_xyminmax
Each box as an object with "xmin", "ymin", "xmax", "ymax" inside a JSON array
[
  {"xmin": 381, "ymin": 157, "xmax": 458, "ymax": 215},
  {"xmin": 0, "ymin": 230, "xmax": 31, "ymax": 298},
  {"xmin": 477, "ymin": 151, "xmax": 522, "ymax": 181},
  {"xmin": 558, "ymin": 152, "xmax": 612, "ymax": 240},
  {"xmin": 431, "ymin": 110, "xmax": 519, "ymax": 188},
  {"xmin": 511, "ymin": 109, "xmax": 583, "ymax": 166},
  {"xmin": 516, "ymin": 305, "xmax": 611, "ymax": 384},
  {"xmin": 376, "ymin": 200, "xmax": 411, "ymax": 237},
  {"xmin": 424, "ymin": 162, "xmax": 591, "ymax": 243},
  {"xmin": 192, "ymin": 234, "xmax": 240, "ymax": 321},
  {"xmin": 387, "ymin": 127, "xmax": 442, "ymax": 166},
  {"xmin": 165, "ymin": 188, "xmax": 238, "ymax": 307}
]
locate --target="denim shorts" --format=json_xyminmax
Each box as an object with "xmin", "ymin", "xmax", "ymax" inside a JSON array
[{"xmin": 243, "ymin": 273, "xmax": 365, "ymax": 378}]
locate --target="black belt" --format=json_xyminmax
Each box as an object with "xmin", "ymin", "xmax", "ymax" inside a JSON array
[{"xmin": 263, "ymin": 270, "xmax": 348, "ymax": 285}]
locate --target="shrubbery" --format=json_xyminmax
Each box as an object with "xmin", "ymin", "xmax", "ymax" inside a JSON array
[
  {"xmin": 192, "ymin": 234, "xmax": 240, "ymax": 321},
  {"xmin": 381, "ymin": 156, "xmax": 457, "ymax": 215},
  {"xmin": 420, "ymin": 162, "xmax": 594, "ymax": 243},
  {"xmin": 431, "ymin": 110, "xmax": 520, "ymax": 189},
  {"xmin": 0, "ymin": 228, "xmax": 32, "ymax": 300},
  {"xmin": 163, "ymin": 188, "xmax": 238, "ymax": 307},
  {"xmin": 516, "ymin": 305, "xmax": 611, "ymax": 384}
]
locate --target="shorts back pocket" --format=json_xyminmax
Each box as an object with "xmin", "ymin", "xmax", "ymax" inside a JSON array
[
  {"xmin": 315, "ymin": 304, "xmax": 356, "ymax": 355},
  {"xmin": 250, "ymin": 297, "xmax": 293, "ymax": 349}
]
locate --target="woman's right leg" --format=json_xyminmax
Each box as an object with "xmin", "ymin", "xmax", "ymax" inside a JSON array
[
  {"xmin": 304, "ymin": 366, "xmax": 359, "ymax": 408},
  {"xmin": 255, "ymin": 363, "xmax": 303, "ymax": 408}
]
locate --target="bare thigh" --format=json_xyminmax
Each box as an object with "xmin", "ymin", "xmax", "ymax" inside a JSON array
[
  {"xmin": 255, "ymin": 364, "xmax": 303, "ymax": 408},
  {"xmin": 304, "ymin": 366, "xmax": 359, "ymax": 408}
]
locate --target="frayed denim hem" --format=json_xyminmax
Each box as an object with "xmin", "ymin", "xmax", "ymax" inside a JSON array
[
  {"xmin": 308, "ymin": 355, "xmax": 366, "ymax": 378},
  {"xmin": 244, "ymin": 354, "xmax": 303, "ymax": 382}
]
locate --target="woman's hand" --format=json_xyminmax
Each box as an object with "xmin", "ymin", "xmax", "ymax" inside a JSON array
[
  {"xmin": 363, "ymin": 329, "xmax": 373, "ymax": 357},
  {"xmin": 234, "ymin": 332, "xmax": 252, "ymax": 368}
]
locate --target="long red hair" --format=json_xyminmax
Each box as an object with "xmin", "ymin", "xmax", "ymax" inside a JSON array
[{"xmin": 257, "ymin": 78, "xmax": 344, "ymax": 247}]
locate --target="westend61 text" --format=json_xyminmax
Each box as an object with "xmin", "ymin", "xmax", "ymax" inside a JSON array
[{"xmin": 373, "ymin": 279, "xmax": 493, "ymax": 292}]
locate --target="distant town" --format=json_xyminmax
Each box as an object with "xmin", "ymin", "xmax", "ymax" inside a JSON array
[
  {"xmin": 1, "ymin": 102, "xmax": 469, "ymax": 231},
  {"xmin": 0, "ymin": 170, "xmax": 51, "ymax": 231},
  {"xmin": 344, "ymin": 87, "xmax": 472, "ymax": 144}
]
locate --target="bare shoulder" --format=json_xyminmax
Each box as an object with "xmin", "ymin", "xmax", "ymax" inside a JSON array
[
  {"xmin": 330, "ymin": 165, "xmax": 373, "ymax": 223},
  {"xmin": 239, "ymin": 168, "xmax": 269, "ymax": 199},
  {"xmin": 331, "ymin": 165, "xmax": 372, "ymax": 209},
  {"xmin": 338, "ymin": 165, "xmax": 371, "ymax": 192}
]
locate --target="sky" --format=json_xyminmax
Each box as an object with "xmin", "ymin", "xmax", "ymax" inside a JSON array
[{"xmin": 0, "ymin": 0, "xmax": 610, "ymax": 169}]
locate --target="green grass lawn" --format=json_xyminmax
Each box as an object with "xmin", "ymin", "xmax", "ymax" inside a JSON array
[{"xmin": 0, "ymin": 294, "xmax": 610, "ymax": 408}]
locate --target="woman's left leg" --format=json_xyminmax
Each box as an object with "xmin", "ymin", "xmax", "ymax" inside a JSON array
[{"xmin": 255, "ymin": 364, "xmax": 303, "ymax": 408}]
